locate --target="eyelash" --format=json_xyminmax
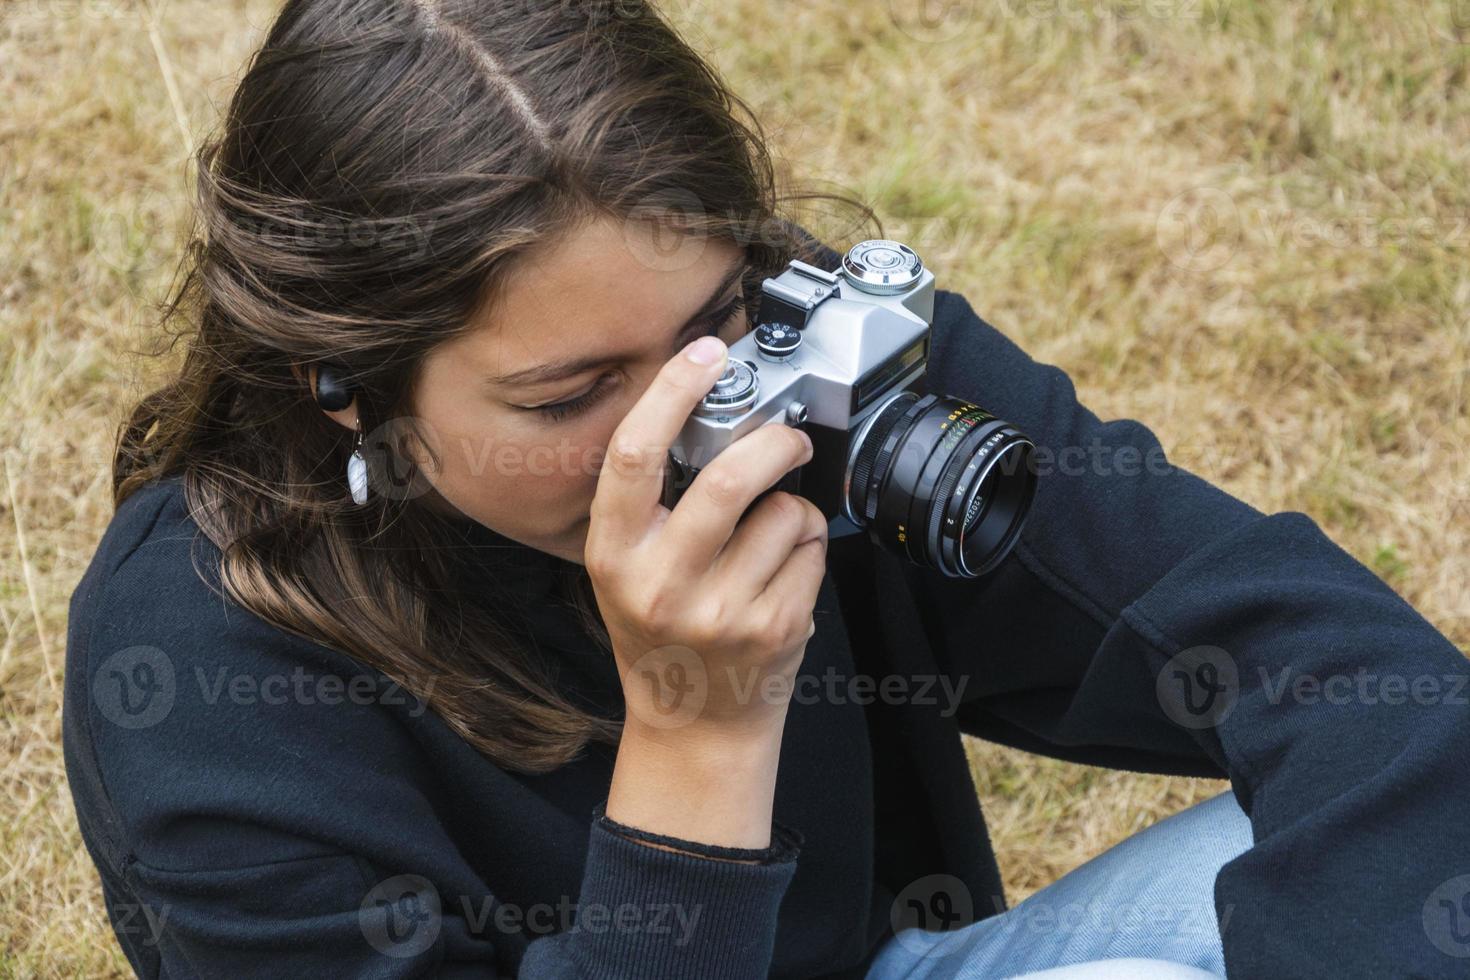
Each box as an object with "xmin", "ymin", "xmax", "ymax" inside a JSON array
[{"xmin": 532, "ymin": 292, "xmax": 747, "ymax": 423}]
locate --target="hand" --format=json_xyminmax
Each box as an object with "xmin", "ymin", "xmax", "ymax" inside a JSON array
[{"xmin": 585, "ymin": 334, "xmax": 829, "ymax": 742}]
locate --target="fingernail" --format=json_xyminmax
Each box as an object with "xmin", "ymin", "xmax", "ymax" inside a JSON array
[{"xmin": 686, "ymin": 335, "xmax": 726, "ymax": 365}]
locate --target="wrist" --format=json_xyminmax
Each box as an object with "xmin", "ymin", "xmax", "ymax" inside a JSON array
[
  {"xmin": 619, "ymin": 705, "xmax": 788, "ymax": 760},
  {"xmin": 607, "ymin": 713, "xmax": 788, "ymax": 850}
]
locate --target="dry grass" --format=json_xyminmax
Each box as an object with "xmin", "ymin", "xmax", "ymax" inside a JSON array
[{"xmin": 2, "ymin": 0, "xmax": 1467, "ymax": 974}]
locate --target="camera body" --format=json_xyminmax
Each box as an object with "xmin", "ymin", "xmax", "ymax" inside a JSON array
[{"xmin": 661, "ymin": 240, "xmax": 1037, "ymax": 579}]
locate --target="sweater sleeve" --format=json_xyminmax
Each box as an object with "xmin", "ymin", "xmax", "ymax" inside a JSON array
[
  {"xmin": 64, "ymin": 533, "xmax": 802, "ymax": 980},
  {"xmin": 522, "ymin": 805, "xmax": 803, "ymax": 978},
  {"xmin": 873, "ymin": 286, "xmax": 1470, "ymax": 977}
]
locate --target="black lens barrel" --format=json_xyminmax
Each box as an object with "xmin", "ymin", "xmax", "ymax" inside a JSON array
[{"xmin": 846, "ymin": 392, "xmax": 1037, "ymax": 578}]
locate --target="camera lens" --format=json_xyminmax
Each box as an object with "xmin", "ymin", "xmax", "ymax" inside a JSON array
[{"xmin": 844, "ymin": 391, "xmax": 1037, "ymax": 578}]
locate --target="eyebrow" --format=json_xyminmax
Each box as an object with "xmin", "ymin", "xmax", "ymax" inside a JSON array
[{"xmin": 483, "ymin": 259, "xmax": 747, "ymax": 388}]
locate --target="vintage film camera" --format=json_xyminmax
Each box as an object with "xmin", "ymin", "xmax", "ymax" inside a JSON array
[{"xmin": 661, "ymin": 240, "xmax": 1038, "ymax": 578}]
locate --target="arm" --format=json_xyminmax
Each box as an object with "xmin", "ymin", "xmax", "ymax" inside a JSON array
[
  {"xmin": 870, "ymin": 285, "xmax": 1470, "ymax": 976},
  {"xmin": 64, "ymin": 538, "xmax": 802, "ymax": 980}
]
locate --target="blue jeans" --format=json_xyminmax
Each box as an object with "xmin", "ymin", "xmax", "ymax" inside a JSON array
[{"xmin": 866, "ymin": 790, "xmax": 1253, "ymax": 980}]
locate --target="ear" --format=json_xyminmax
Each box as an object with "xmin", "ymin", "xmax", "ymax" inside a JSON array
[{"xmin": 295, "ymin": 362, "xmax": 358, "ymax": 433}]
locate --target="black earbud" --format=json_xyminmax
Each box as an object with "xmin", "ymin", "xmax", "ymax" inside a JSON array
[{"xmin": 314, "ymin": 361, "xmax": 356, "ymax": 412}]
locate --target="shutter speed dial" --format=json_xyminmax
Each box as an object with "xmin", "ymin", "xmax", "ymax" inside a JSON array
[{"xmin": 754, "ymin": 321, "xmax": 802, "ymax": 361}]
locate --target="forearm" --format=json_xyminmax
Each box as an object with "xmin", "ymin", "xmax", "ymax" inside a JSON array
[{"xmin": 605, "ymin": 713, "xmax": 788, "ymax": 853}]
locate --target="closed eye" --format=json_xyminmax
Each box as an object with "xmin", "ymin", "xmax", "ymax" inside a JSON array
[{"xmin": 520, "ymin": 291, "xmax": 747, "ymax": 423}]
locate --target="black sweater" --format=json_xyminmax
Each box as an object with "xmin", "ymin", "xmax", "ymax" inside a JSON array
[{"xmin": 64, "ymin": 237, "xmax": 1470, "ymax": 979}]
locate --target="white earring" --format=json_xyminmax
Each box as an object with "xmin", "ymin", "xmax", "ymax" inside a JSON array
[{"xmin": 347, "ymin": 418, "xmax": 369, "ymax": 505}]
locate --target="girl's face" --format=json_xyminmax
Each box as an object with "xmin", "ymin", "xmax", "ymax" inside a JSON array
[{"xmin": 408, "ymin": 216, "xmax": 750, "ymax": 564}]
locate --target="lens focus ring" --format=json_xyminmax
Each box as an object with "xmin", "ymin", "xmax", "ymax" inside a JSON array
[{"xmin": 844, "ymin": 392, "xmax": 1037, "ymax": 578}]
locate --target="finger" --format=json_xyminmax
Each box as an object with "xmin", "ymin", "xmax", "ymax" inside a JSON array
[
  {"xmin": 660, "ymin": 420, "xmax": 814, "ymax": 571},
  {"xmin": 590, "ymin": 335, "xmax": 729, "ymax": 539},
  {"xmin": 751, "ymin": 535, "xmax": 829, "ymax": 644},
  {"xmin": 711, "ymin": 490, "xmax": 828, "ymax": 601}
]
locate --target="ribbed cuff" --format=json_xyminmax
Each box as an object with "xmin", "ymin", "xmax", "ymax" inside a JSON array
[
  {"xmin": 592, "ymin": 800, "xmax": 805, "ymax": 863},
  {"xmin": 560, "ymin": 801, "xmax": 804, "ymax": 980}
]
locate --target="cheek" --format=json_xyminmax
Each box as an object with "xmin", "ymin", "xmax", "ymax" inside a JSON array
[
  {"xmin": 398, "ymin": 390, "xmax": 561, "ymax": 531},
  {"xmin": 416, "ymin": 404, "xmax": 614, "ymax": 530},
  {"xmin": 411, "ymin": 355, "xmax": 674, "ymax": 529},
  {"xmin": 509, "ymin": 402, "xmax": 637, "ymax": 511}
]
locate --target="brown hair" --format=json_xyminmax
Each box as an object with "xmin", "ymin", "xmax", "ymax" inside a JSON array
[{"xmin": 114, "ymin": 0, "xmax": 875, "ymax": 772}]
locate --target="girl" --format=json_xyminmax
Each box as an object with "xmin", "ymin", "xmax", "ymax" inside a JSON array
[{"xmin": 63, "ymin": 1, "xmax": 1468, "ymax": 978}]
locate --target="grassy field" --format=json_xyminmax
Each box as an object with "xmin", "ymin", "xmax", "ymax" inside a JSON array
[{"xmin": 2, "ymin": 0, "xmax": 1467, "ymax": 974}]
